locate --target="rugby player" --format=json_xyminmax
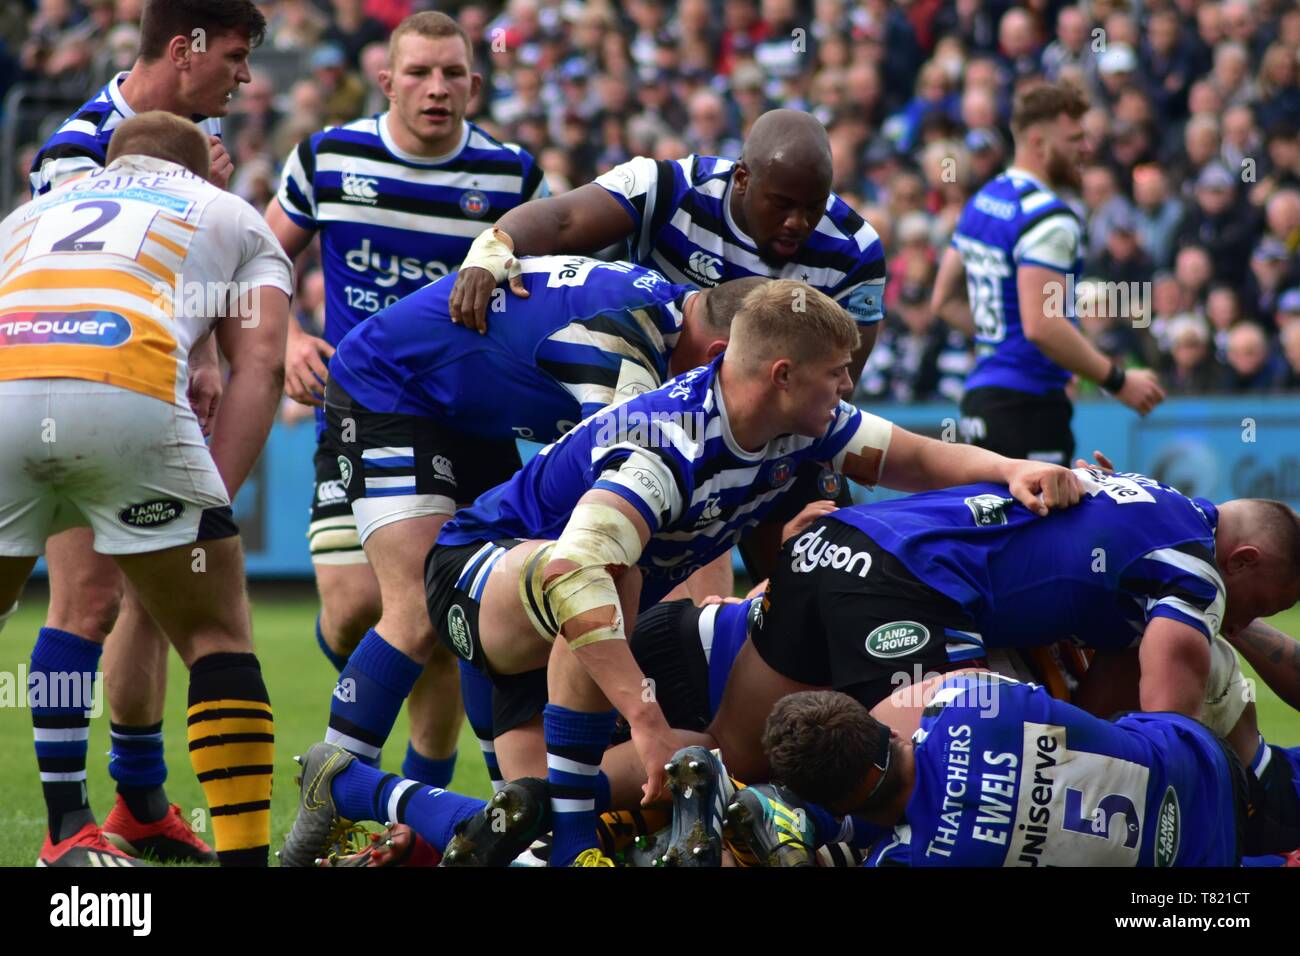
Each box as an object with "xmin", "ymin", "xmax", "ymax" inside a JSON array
[
  {"xmin": 0, "ymin": 113, "xmax": 292, "ymax": 866},
  {"xmin": 22, "ymin": 0, "xmax": 268, "ymax": 865},
  {"xmin": 698, "ymin": 469, "xmax": 1300, "ymax": 787},
  {"xmin": 760, "ymin": 677, "xmax": 1296, "ymax": 866},
  {"xmin": 448, "ymin": 107, "xmax": 889, "ymax": 582},
  {"xmin": 266, "ymin": 11, "xmax": 547, "ymax": 790},
  {"xmin": 932, "ymin": 81, "xmax": 1165, "ymax": 465},
  {"xmin": 280, "ymin": 281, "xmax": 1083, "ymax": 868},
  {"xmin": 319, "ymin": 257, "xmax": 757, "ymax": 791}
]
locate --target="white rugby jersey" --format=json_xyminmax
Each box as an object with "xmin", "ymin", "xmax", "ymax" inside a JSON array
[{"xmin": 0, "ymin": 156, "xmax": 292, "ymax": 406}]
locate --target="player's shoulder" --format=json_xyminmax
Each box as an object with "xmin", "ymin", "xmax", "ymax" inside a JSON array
[
  {"xmin": 682, "ymin": 154, "xmax": 735, "ymax": 187},
  {"xmin": 308, "ymin": 115, "xmax": 383, "ymax": 151},
  {"xmin": 463, "ymin": 121, "xmax": 537, "ymax": 168},
  {"xmin": 820, "ymin": 192, "xmax": 882, "ymax": 255}
]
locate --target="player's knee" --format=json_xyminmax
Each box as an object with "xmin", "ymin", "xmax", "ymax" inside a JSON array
[
  {"xmin": 48, "ymin": 577, "xmax": 123, "ymax": 641},
  {"xmin": 318, "ymin": 577, "xmax": 381, "ymax": 648}
]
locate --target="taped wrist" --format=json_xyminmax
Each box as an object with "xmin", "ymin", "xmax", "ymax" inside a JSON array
[
  {"xmin": 544, "ymin": 503, "xmax": 643, "ymax": 649},
  {"xmin": 463, "ymin": 226, "xmax": 518, "ymax": 283}
]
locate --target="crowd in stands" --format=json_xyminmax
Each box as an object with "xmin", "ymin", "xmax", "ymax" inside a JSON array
[{"xmin": 5, "ymin": 0, "xmax": 1300, "ymax": 404}]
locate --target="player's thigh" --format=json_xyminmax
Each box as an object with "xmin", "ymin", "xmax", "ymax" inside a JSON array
[
  {"xmin": 362, "ymin": 515, "xmax": 447, "ymax": 643},
  {"xmin": 45, "ymin": 528, "xmax": 124, "ymax": 637}
]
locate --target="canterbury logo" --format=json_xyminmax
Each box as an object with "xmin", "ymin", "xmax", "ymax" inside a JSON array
[
  {"xmin": 341, "ymin": 171, "xmax": 379, "ymax": 204},
  {"xmin": 687, "ymin": 250, "xmax": 723, "ymax": 282},
  {"xmin": 431, "ymin": 455, "xmax": 456, "ymax": 482}
]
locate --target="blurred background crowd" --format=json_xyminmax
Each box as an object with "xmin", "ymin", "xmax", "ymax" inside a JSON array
[{"xmin": 3, "ymin": 0, "xmax": 1300, "ymax": 407}]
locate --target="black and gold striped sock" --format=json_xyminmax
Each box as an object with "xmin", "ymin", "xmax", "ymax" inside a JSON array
[{"xmin": 186, "ymin": 653, "xmax": 274, "ymax": 867}]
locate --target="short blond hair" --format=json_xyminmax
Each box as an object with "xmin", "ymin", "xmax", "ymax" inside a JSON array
[
  {"xmin": 388, "ymin": 11, "xmax": 473, "ymax": 67},
  {"xmin": 727, "ymin": 280, "xmax": 859, "ymax": 373},
  {"xmin": 106, "ymin": 111, "xmax": 210, "ymax": 178}
]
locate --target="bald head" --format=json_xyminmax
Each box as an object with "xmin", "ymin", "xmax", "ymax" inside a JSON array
[
  {"xmin": 1216, "ymin": 498, "xmax": 1300, "ymax": 636},
  {"xmin": 741, "ymin": 109, "xmax": 833, "ymax": 186},
  {"xmin": 733, "ymin": 110, "xmax": 837, "ymax": 263},
  {"xmin": 106, "ymin": 111, "xmax": 210, "ymax": 178}
]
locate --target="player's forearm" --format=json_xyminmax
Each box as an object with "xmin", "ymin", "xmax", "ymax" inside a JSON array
[
  {"xmin": 1139, "ymin": 622, "xmax": 1211, "ymax": 717},
  {"xmin": 188, "ymin": 333, "xmax": 220, "ymax": 372},
  {"xmin": 883, "ymin": 429, "xmax": 1017, "ymax": 492},
  {"xmin": 569, "ymin": 635, "xmax": 665, "ymax": 727},
  {"xmin": 206, "ymin": 365, "xmax": 282, "ymax": 496},
  {"xmin": 492, "ymin": 198, "xmax": 573, "ymax": 256},
  {"xmin": 1023, "ymin": 315, "xmax": 1113, "ymax": 384},
  {"xmin": 936, "ymin": 299, "xmax": 975, "ymax": 338},
  {"xmin": 1229, "ymin": 619, "xmax": 1300, "ymax": 711}
]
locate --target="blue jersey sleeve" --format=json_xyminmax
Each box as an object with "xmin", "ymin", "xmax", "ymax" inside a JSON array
[{"xmin": 1119, "ymin": 540, "xmax": 1226, "ymax": 640}]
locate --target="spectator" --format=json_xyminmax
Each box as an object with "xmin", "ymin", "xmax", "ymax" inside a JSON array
[
  {"xmin": 267, "ymin": 0, "xmax": 327, "ymax": 51},
  {"xmin": 1162, "ymin": 315, "xmax": 1224, "ymax": 396},
  {"xmin": 1276, "ymin": 287, "xmax": 1300, "ymax": 335},
  {"xmin": 1248, "ymin": 239, "xmax": 1295, "ymax": 326},
  {"xmin": 1141, "ymin": 7, "xmax": 1193, "ymax": 120},
  {"xmin": 1086, "ymin": 202, "xmax": 1154, "ymax": 287},
  {"xmin": 1282, "ymin": 321, "xmax": 1300, "ymax": 389},
  {"xmin": 1254, "ymin": 41, "xmax": 1300, "ymax": 132},
  {"xmin": 857, "ymin": 281, "xmax": 973, "ymax": 404},
  {"xmin": 1095, "ymin": 42, "xmax": 1138, "ymax": 109},
  {"xmin": 1040, "ymin": 6, "xmax": 1091, "ymax": 85},
  {"xmin": 1207, "ymin": 284, "xmax": 1248, "ymax": 359},
  {"xmin": 1132, "ymin": 164, "xmax": 1185, "ymax": 270},
  {"xmin": 324, "ymin": 0, "xmax": 388, "ymax": 70},
  {"xmin": 1175, "ymin": 161, "xmax": 1260, "ymax": 287},
  {"xmin": 1174, "ymin": 244, "xmax": 1215, "ymax": 314},
  {"xmin": 1223, "ymin": 320, "xmax": 1288, "ymax": 392}
]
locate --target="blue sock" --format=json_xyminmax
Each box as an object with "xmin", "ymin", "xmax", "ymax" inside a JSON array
[
  {"xmin": 460, "ymin": 660, "xmax": 503, "ymax": 791},
  {"xmin": 109, "ymin": 721, "xmax": 169, "ymax": 823},
  {"xmin": 402, "ymin": 742, "xmax": 456, "ymax": 788},
  {"xmin": 30, "ymin": 627, "xmax": 102, "ymax": 841},
  {"xmin": 543, "ymin": 703, "xmax": 616, "ymax": 866},
  {"xmin": 315, "ymin": 615, "xmax": 348, "ymax": 673},
  {"xmin": 329, "ymin": 760, "xmax": 485, "ymax": 852},
  {"xmin": 325, "ymin": 629, "xmax": 421, "ymax": 766}
]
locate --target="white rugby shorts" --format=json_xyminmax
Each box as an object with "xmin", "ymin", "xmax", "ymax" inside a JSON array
[{"xmin": 0, "ymin": 380, "xmax": 230, "ymax": 556}]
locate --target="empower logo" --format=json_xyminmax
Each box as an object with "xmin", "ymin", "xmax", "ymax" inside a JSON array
[{"xmin": 0, "ymin": 311, "xmax": 131, "ymax": 347}]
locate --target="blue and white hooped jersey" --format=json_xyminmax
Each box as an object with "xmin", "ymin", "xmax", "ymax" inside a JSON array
[
  {"xmin": 952, "ymin": 167, "xmax": 1083, "ymax": 394},
  {"xmin": 826, "ymin": 468, "xmax": 1225, "ymax": 651},
  {"xmin": 31, "ymin": 72, "xmax": 222, "ymax": 196},
  {"xmin": 595, "ymin": 155, "xmax": 886, "ymax": 326},
  {"xmin": 277, "ymin": 114, "xmax": 546, "ymax": 348},
  {"xmin": 329, "ymin": 257, "xmax": 693, "ymax": 443},
  {"xmin": 439, "ymin": 355, "xmax": 893, "ymax": 606},
  {"xmin": 874, "ymin": 672, "xmax": 1236, "ymax": 867}
]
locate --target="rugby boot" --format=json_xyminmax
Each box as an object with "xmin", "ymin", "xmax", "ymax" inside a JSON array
[
  {"xmin": 38, "ymin": 822, "xmax": 150, "ymax": 868},
  {"xmin": 439, "ymin": 777, "xmax": 551, "ymax": 867},
  {"xmin": 318, "ymin": 822, "xmax": 441, "ymax": 867},
  {"xmin": 723, "ymin": 783, "xmax": 816, "ymax": 867},
  {"xmin": 103, "ymin": 795, "xmax": 218, "ymax": 863},
  {"xmin": 277, "ymin": 742, "xmax": 356, "ymax": 867},
  {"xmin": 658, "ymin": 746, "xmax": 735, "ymax": 867}
]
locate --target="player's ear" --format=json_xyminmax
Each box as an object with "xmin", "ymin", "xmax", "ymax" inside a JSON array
[
  {"xmin": 770, "ymin": 357, "xmax": 791, "ymax": 389},
  {"xmin": 733, "ymin": 161, "xmax": 749, "ymax": 195},
  {"xmin": 1226, "ymin": 544, "xmax": 1262, "ymax": 574},
  {"xmin": 378, "ymin": 67, "xmax": 395, "ymax": 100},
  {"xmin": 704, "ymin": 338, "xmax": 728, "ymax": 360},
  {"xmin": 168, "ymin": 33, "xmax": 193, "ymax": 70},
  {"xmin": 469, "ymin": 71, "xmax": 483, "ymax": 101}
]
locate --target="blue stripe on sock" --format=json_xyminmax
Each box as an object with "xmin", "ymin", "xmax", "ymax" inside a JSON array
[
  {"xmin": 326, "ymin": 630, "xmax": 422, "ymax": 765},
  {"xmin": 544, "ymin": 704, "xmax": 616, "ymax": 866},
  {"xmin": 31, "ymin": 627, "xmax": 102, "ymax": 783},
  {"xmin": 108, "ymin": 722, "xmax": 166, "ymax": 788},
  {"xmin": 399, "ymin": 785, "xmax": 486, "ymax": 852}
]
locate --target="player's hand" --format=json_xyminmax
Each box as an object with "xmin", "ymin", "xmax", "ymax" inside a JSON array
[
  {"xmin": 285, "ymin": 331, "xmax": 334, "ymax": 407},
  {"xmin": 448, "ymin": 227, "xmax": 528, "ymax": 333},
  {"xmin": 1114, "ymin": 368, "xmax": 1165, "ymax": 416},
  {"xmin": 208, "ymin": 136, "xmax": 234, "ymax": 190},
  {"xmin": 1003, "ymin": 461, "xmax": 1083, "ymax": 517},
  {"xmin": 630, "ymin": 718, "xmax": 678, "ymax": 807},
  {"xmin": 781, "ymin": 499, "xmax": 838, "ymax": 544},
  {"xmin": 188, "ymin": 363, "xmax": 223, "ymax": 436},
  {"xmin": 1073, "ymin": 450, "xmax": 1116, "ymax": 473},
  {"xmin": 700, "ymin": 595, "xmax": 745, "ymax": 606}
]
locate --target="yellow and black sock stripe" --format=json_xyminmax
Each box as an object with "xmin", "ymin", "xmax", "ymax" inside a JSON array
[{"xmin": 186, "ymin": 653, "xmax": 274, "ymax": 867}]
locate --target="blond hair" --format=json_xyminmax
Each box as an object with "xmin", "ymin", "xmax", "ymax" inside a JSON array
[
  {"xmin": 106, "ymin": 111, "xmax": 211, "ymax": 178},
  {"xmin": 727, "ymin": 280, "xmax": 859, "ymax": 374},
  {"xmin": 388, "ymin": 11, "xmax": 473, "ymax": 67}
]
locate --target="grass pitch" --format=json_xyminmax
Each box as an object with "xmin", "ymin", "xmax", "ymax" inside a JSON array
[{"xmin": 0, "ymin": 585, "xmax": 1297, "ymax": 867}]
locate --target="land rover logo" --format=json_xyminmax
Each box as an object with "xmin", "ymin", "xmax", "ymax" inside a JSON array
[
  {"xmin": 865, "ymin": 621, "xmax": 930, "ymax": 659},
  {"xmin": 1154, "ymin": 785, "xmax": 1180, "ymax": 867},
  {"xmin": 446, "ymin": 604, "xmax": 472, "ymax": 661},
  {"xmin": 965, "ymin": 493, "xmax": 1015, "ymax": 526},
  {"xmin": 337, "ymin": 456, "xmax": 353, "ymax": 488},
  {"xmin": 118, "ymin": 498, "xmax": 184, "ymax": 528}
]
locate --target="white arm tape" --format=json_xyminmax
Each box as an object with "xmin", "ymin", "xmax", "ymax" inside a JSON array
[{"xmin": 462, "ymin": 226, "xmax": 519, "ymax": 283}]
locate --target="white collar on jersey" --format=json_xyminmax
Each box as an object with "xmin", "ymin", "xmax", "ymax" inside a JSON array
[
  {"xmin": 107, "ymin": 71, "xmax": 134, "ymax": 117},
  {"xmin": 378, "ymin": 112, "xmax": 470, "ymax": 166},
  {"xmin": 712, "ymin": 372, "xmax": 769, "ymax": 462},
  {"xmin": 1004, "ymin": 166, "xmax": 1051, "ymax": 191}
]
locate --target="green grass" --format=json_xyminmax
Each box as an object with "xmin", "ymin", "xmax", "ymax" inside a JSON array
[
  {"xmin": 0, "ymin": 585, "xmax": 490, "ymax": 867},
  {"xmin": 0, "ymin": 590, "xmax": 1298, "ymax": 867}
]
